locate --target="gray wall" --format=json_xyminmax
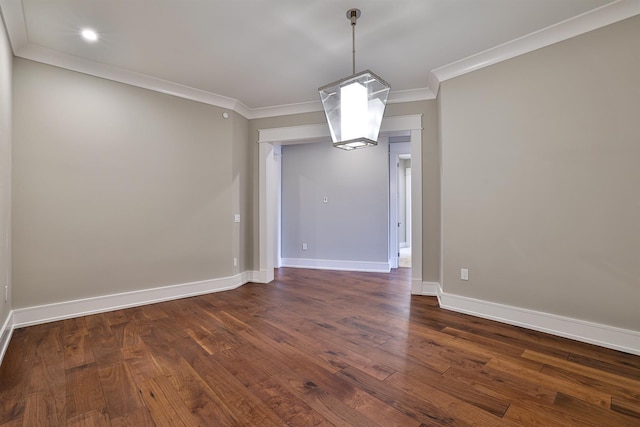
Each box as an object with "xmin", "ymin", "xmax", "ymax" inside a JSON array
[
  {"xmin": 399, "ymin": 158, "xmax": 411, "ymax": 245},
  {"xmin": 12, "ymin": 58, "xmax": 248, "ymax": 308},
  {"xmin": 439, "ymin": 15, "xmax": 640, "ymax": 331},
  {"xmin": 281, "ymin": 139, "xmax": 389, "ymax": 263},
  {"xmin": 0, "ymin": 13, "xmax": 12, "ymax": 330}
]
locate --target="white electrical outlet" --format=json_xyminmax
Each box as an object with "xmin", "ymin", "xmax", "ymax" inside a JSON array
[
  {"xmin": 302, "ymin": 243, "xmax": 308, "ymax": 250},
  {"xmin": 234, "ymin": 214, "xmax": 240, "ymax": 223},
  {"xmin": 461, "ymin": 268, "xmax": 469, "ymax": 281},
  {"xmin": 323, "ymin": 196, "xmax": 328, "ymax": 204},
  {"xmin": 233, "ymin": 258, "xmax": 238, "ymax": 267}
]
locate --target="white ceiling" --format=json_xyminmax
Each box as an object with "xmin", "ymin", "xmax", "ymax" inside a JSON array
[{"xmin": 1, "ymin": 0, "xmax": 637, "ymax": 118}]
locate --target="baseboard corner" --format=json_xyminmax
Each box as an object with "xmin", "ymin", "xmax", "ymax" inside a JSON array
[{"xmin": 0, "ymin": 311, "xmax": 15, "ymax": 367}]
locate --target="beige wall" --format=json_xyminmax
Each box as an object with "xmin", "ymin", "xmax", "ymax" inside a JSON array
[
  {"xmin": 0, "ymin": 13, "xmax": 12, "ymax": 329},
  {"xmin": 439, "ymin": 15, "xmax": 640, "ymax": 331},
  {"xmin": 231, "ymin": 111, "xmax": 251, "ymax": 271},
  {"xmin": 248, "ymin": 100, "xmax": 441, "ymax": 283},
  {"xmin": 12, "ymin": 59, "xmax": 244, "ymax": 308}
]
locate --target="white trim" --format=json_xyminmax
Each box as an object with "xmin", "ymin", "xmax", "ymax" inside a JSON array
[
  {"xmin": 258, "ymin": 124, "xmax": 330, "ymax": 144},
  {"xmin": 409, "ymin": 127, "xmax": 423, "ymax": 295},
  {"xmin": 258, "ymin": 143, "xmax": 276, "ymax": 284},
  {"xmin": 248, "ymin": 269, "xmax": 271, "ymax": 284},
  {"xmin": 11, "ymin": 271, "xmax": 261, "ymax": 328},
  {"xmin": 251, "ymin": 88, "xmax": 435, "ymax": 119},
  {"xmin": 280, "ymin": 258, "xmax": 391, "ymax": 273},
  {"xmin": 418, "ymin": 282, "xmax": 440, "ymax": 296},
  {"xmin": 438, "ymin": 291, "xmax": 640, "ymax": 356},
  {"xmin": 257, "ymin": 115, "xmax": 423, "ymax": 145},
  {"xmin": 14, "ymin": 44, "xmax": 254, "ymax": 118},
  {"xmin": 0, "ymin": 311, "xmax": 14, "ymax": 365},
  {"xmin": 0, "ymin": 0, "xmax": 27, "ymax": 52},
  {"xmin": 430, "ymin": 0, "xmax": 640, "ymax": 91},
  {"xmin": 388, "ymin": 88, "xmax": 436, "ymax": 103}
]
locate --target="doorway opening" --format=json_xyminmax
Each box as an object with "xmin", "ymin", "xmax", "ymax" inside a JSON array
[
  {"xmin": 258, "ymin": 115, "xmax": 423, "ymax": 293},
  {"xmin": 389, "ymin": 137, "xmax": 412, "ymax": 270}
]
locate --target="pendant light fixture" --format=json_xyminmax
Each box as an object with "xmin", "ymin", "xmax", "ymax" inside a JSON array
[{"xmin": 318, "ymin": 8, "xmax": 391, "ymax": 150}]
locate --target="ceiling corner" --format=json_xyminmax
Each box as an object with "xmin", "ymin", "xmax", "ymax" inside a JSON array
[{"xmin": 431, "ymin": 0, "xmax": 640, "ymax": 85}]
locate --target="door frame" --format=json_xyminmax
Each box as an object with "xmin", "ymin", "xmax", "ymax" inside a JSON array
[{"xmin": 258, "ymin": 115, "xmax": 423, "ymax": 293}]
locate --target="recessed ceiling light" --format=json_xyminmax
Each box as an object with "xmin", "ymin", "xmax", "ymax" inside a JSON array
[{"xmin": 81, "ymin": 28, "xmax": 98, "ymax": 42}]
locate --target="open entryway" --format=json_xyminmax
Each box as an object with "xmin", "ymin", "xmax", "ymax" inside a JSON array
[
  {"xmin": 389, "ymin": 137, "xmax": 412, "ymax": 270},
  {"xmin": 258, "ymin": 115, "xmax": 424, "ymax": 294}
]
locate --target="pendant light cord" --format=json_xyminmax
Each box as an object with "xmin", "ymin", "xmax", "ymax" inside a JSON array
[
  {"xmin": 350, "ymin": 9, "xmax": 357, "ymax": 75},
  {"xmin": 352, "ymin": 18, "xmax": 356, "ymax": 74}
]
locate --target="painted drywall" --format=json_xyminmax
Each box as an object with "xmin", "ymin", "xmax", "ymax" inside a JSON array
[
  {"xmin": 231, "ymin": 111, "xmax": 251, "ymax": 271},
  {"xmin": 440, "ymin": 15, "xmax": 640, "ymax": 331},
  {"xmin": 0, "ymin": 12, "xmax": 12, "ymax": 332},
  {"xmin": 399, "ymin": 158, "xmax": 411, "ymax": 246},
  {"xmin": 12, "ymin": 58, "xmax": 240, "ymax": 308},
  {"xmin": 281, "ymin": 138, "xmax": 389, "ymax": 263},
  {"xmin": 249, "ymin": 101, "xmax": 441, "ymax": 282}
]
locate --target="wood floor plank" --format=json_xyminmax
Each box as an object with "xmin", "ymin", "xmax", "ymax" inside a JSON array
[
  {"xmin": 2, "ymin": 267, "xmax": 640, "ymax": 425},
  {"xmin": 522, "ymin": 349, "xmax": 640, "ymax": 391},
  {"xmin": 611, "ymin": 395, "xmax": 640, "ymax": 419},
  {"xmin": 66, "ymin": 409, "xmax": 111, "ymax": 427},
  {"xmin": 442, "ymin": 365, "xmax": 558, "ymax": 405},
  {"xmin": 122, "ymin": 341, "xmax": 164, "ymax": 384},
  {"xmin": 157, "ymin": 338, "xmax": 244, "ymax": 426},
  {"xmin": 486, "ymin": 356, "xmax": 611, "ymax": 407},
  {"xmin": 22, "ymin": 392, "xmax": 57, "ymax": 427},
  {"xmin": 175, "ymin": 339, "xmax": 286, "ymax": 426},
  {"xmin": 110, "ymin": 406, "xmax": 157, "ymax": 427},
  {"xmin": 63, "ymin": 333, "xmax": 95, "ymax": 370},
  {"xmin": 271, "ymin": 369, "xmax": 381, "ymax": 427},
  {"xmin": 567, "ymin": 352, "xmax": 640, "ymax": 382},
  {"xmin": 541, "ymin": 364, "xmax": 640, "ymax": 401},
  {"xmin": 504, "ymin": 401, "xmax": 601, "ymax": 427},
  {"xmin": 98, "ymin": 362, "xmax": 144, "ymax": 419},
  {"xmin": 386, "ymin": 371, "xmax": 515, "ymax": 426},
  {"xmin": 249, "ymin": 376, "xmax": 335, "ymax": 426},
  {"xmin": 65, "ymin": 363, "xmax": 108, "ymax": 420},
  {"xmin": 137, "ymin": 375, "xmax": 200, "ymax": 427},
  {"xmin": 337, "ymin": 365, "xmax": 469, "ymax": 426},
  {"xmin": 552, "ymin": 392, "xmax": 640, "ymax": 426}
]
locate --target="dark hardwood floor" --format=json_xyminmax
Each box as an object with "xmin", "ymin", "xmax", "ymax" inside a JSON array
[{"xmin": 1, "ymin": 267, "xmax": 639, "ymax": 426}]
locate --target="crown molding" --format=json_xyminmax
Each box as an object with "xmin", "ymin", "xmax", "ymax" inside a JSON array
[
  {"xmin": 15, "ymin": 43, "xmax": 254, "ymax": 118},
  {"xmin": 2, "ymin": 0, "xmax": 638, "ymax": 119},
  {"xmin": 388, "ymin": 87, "xmax": 436, "ymax": 103},
  {"xmin": 429, "ymin": 0, "xmax": 640, "ymax": 92}
]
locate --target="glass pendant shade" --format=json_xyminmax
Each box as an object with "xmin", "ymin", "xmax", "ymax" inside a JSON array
[{"xmin": 319, "ymin": 70, "xmax": 390, "ymax": 150}]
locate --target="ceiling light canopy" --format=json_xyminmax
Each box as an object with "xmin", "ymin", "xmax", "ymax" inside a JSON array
[
  {"xmin": 81, "ymin": 28, "xmax": 98, "ymax": 42},
  {"xmin": 319, "ymin": 9, "xmax": 390, "ymax": 151}
]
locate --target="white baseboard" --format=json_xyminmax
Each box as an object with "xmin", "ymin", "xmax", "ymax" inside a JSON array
[
  {"xmin": 11, "ymin": 271, "xmax": 261, "ymax": 329},
  {"xmin": 420, "ymin": 281, "xmax": 441, "ymax": 296},
  {"xmin": 280, "ymin": 258, "xmax": 391, "ymax": 273},
  {"xmin": 0, "ymin": 311, "xmax": 14, "ymax": 366},
  {"xmin": 438, "ymin": 291, "xmax": 640, "ymax": 356},
  {"xmin": 389, "ymin": 257, "xmax": 399, "ymax": 269}
]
